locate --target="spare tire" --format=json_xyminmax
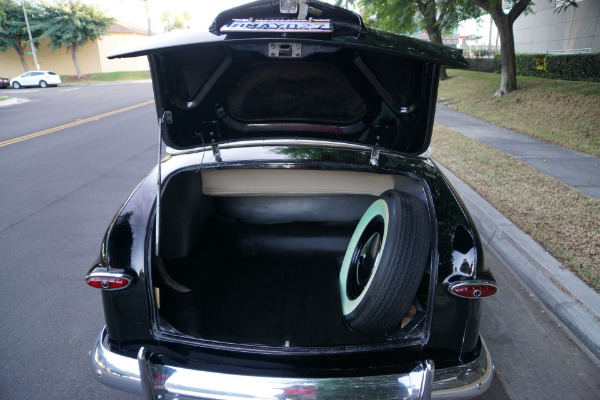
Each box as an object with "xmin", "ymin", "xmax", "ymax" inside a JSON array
[{"xmin": 339, "ymin": 189, "xmax": 431, "ymax": 334}]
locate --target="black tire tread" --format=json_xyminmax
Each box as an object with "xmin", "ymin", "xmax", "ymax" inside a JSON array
[{"xmin": 345, "ymin": 190, "xmax": 431, "ymax": 333}]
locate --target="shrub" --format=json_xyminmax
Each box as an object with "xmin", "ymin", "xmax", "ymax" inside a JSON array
[
  {"xmin": 493, "ymin": 53, "xmax": 501, "ymax": 73},
  {"xmin": 494, "ymin": 52, "xmax": 600, "ymax": 82},
  {"xmin": 545, "ymin": 53, "xmax": 600, "ymax": 82}
]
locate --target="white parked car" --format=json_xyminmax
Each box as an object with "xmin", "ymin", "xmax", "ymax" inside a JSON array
[{"xmin": 10, "ymin": 70, "xmax": 61, "ymax": 89}]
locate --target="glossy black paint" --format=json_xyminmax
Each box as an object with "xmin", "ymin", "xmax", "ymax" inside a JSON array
[
  {"xmin": 90, "ymin": 144, "xmax": 493, "ymax": 377},
  {"xmin": 90, "ymin": 0, "xmax": 494, "ymax": 383}
]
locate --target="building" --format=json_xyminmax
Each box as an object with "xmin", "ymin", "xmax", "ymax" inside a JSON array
[
  {"xmin": 513, "ymin": 0, "xmax": 599, "ymax": 53},
  {"xmin": 0, "ymin": 21, "xmax": 150, "ymax": 78}
]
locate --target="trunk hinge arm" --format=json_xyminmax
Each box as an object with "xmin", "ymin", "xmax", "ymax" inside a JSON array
[
  {"xmin": 155, "ymin": 110, "xmax": 172, "ymax": 257},
  {"xmin": 370, "ymin": 147, "xmax": 380, "ymax": 166},
  {"xmin": 211, "ymin": 143, "xmax": 222, "ymax": 162}
]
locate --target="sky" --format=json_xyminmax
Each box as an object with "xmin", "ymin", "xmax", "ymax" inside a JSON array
[
  {"xmin": 87, "ymin": 0, "xmax": 337, "ymax": 33},
  {"xmin": 86, "ymin": 0, "xmax": 495, "ymax": 45}
]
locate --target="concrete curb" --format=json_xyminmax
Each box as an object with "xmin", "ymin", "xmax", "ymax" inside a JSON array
[
  {"xmin": 434, "ymin": 160, "xmax": 600, "ymax": 361},
  {"xmin": 0, "ymin": 97, "xmax": 30, "ymax": 107}
]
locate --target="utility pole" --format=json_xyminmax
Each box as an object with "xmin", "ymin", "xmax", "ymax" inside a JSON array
[
  {"xmin": 21, "ymin": 0, "xmax": 39, "ymax": 70},
  {"xmin": 144, "ymin": 0, "xmax": 152, "ymax": 36}
]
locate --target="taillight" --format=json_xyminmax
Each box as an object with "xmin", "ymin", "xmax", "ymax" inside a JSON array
[
  {"xmin": 448, "ymin": 281, "xmax": 497, "ymax": 299},
  {"xmin": 86, "ymin": 273, "xmax": 132, "ymax": 290}
]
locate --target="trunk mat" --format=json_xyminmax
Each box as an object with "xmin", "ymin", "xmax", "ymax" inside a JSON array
[{"xmin": 163, "ymin": 255, "xmax": 384, "ymax": 347}]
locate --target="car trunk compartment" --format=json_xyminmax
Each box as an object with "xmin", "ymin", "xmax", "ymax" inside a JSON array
[{"xmin": 153, "ymin": 168, "xmax": 431, "ymax": 348}]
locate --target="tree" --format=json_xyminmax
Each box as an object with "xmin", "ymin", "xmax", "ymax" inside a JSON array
[
  {"xmin": 161, "ymin": 10, "xmax": 191, "ymax": 32},
  {"xmin": 470, "ymin": 0, "xmax": 578, "ymax": 97},
  {"xmin": 37, "ymin": 0, "xmax": 113, "ymax": 77},
  {"xmin": 339, "ymin": 0, "xmax": 483, "ymax": 79},
  {"xmin": 0, "ymin": 0, "xmax": 42, "ymax": 72}
]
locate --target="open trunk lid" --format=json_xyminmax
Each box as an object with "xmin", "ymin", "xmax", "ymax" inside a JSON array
[{"xmin": 108, "ymin": 0, "xmax": 468, "ymax": 156}]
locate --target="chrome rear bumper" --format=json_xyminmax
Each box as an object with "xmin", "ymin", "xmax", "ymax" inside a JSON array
[{"xmin": 90, "ymin": 328, "xmax": 492, "ymax": 399}]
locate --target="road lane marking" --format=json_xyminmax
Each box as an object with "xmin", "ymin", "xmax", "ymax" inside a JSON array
[
  {"xmin": 0, "ymin": 99, "xmax": 155, "ymax": 148},
  {"xmin": 58, "ymin": 88, "xmax": 79, "ymax": 92}
]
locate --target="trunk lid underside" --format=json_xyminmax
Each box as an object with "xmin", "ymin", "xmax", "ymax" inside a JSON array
[{"xmin": 108, "ymin": 0, "xmax": 467, "ymax": 155}]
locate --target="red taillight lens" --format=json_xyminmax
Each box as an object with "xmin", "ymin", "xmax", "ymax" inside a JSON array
[
  {"xmin": 86, "ymin": 274, "xmax": 131, "ymax": 290},
  {"xmin": 449, "ymin": 281, "xmax": 497, "ymax": 299}
]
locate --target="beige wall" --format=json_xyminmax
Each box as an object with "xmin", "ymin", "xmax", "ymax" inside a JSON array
[
  {"xmin": 0, "ymin": 33, "xmax": 148, "ymax": 78},
  {"xmin": 98, "ymin": 33, "xmax": 149, "ymax": 73}
]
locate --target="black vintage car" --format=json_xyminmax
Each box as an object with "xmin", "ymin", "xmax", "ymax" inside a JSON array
[{"xmin": 87, "ymin": 1, "xmax": 497, "ymax": 398}]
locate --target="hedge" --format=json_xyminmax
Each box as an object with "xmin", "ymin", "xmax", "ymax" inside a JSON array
[{"xmin": 493, "ymin": 52, "xmax": 600, "ymax": 82}]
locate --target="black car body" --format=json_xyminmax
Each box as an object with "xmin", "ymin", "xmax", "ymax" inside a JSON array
[
  {"xmin": 87, "ymin": 1, "xmax": 497, "ymax": 399},
  {"xmin": 0, "ymin": 76, "xmax": 9, "ymax": 88}
]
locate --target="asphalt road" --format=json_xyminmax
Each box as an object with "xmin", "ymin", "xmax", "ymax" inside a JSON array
[
  {"xmin": 0, "ymin": 83, "xmax": 155, "ymax": 400},
  {"xmin": 0, "ymin": 83, "xmax": 598, "ymax": 399}
]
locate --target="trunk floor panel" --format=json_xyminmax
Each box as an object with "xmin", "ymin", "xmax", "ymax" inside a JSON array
[{"xmin": 160, "ymin": 255, "xmax": 386, "ymax": 347}]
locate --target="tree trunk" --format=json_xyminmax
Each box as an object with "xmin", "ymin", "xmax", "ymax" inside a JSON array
[
  {"xmin": 421, "ymin": 7, "xmax": 449, "ymax": 80},
  {"xmin": 72, "ymin": 42, "xmax": 82, "ymax": 77},
  {"xmin": 492, "ymin": 13, "xmax": 517, "ymax": 97},
  {"xmin": 472, "ymin": 0, "xmax": 531, "ymax": 97},
  {"xmin": 14, "ymin": 42, "xmax": 29, "ymax": 72}
]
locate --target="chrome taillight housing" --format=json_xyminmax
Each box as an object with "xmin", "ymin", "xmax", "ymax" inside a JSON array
[
  {"xmin": 448, "ymin": 280, "xmax": 498, "ymax": 299},
  {"xmin": 86, "ymin": 272, "xmax": 132, "ymax": 290}
]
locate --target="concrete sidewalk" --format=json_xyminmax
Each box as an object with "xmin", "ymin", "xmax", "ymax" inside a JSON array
[
  {"xmin": 433, "ymin": 105, "xmax": 600, "ymax": 361},
  {"xmin": 435, "ymin": 104, "xmax": 600, "ymax": 199}
]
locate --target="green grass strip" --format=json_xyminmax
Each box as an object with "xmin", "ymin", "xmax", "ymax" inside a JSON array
[
  {"xmin": 438, "ymin": 70, "xmax": 600, "ymax": 157},
  {"xmin": 432, "ymin": 123, "xmax": 600, "ymax": 292}
]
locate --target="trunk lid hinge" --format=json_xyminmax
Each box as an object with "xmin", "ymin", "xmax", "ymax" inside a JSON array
[
  {"xmin": 209, "ymin": 126, "xmax": 222, "ymax": 162},
  {"xmin": 370, "ymin": 147, "xmax": 380, "ymax": 166},
  {"xmin": 212, "ymin": 142, "xmax": 222, "ymax": 162},
  {"xmin": 200, "ymin": 121, "xmax": 222, "ymax": 162}
]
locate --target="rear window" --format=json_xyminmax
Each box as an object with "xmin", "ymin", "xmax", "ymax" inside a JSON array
[
  {"xmin": 47, "ymin": 72, "xmax": 57, "ymax": 75},
  {"xmin": 226, "ymin": 62, "xmax": 365, "ymax": 124}
]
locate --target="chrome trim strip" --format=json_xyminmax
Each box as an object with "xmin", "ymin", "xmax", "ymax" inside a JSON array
[
  {"xmin": 90, "ymin": 328, "xmax": 493, "ymax": 400},
  {"xmin": 166, "ymin": 139, "xmax": 376, "ymax": 156},
  {"xmin": 166, "ymin": 139, "xmax": 429, "ymax": 160}
]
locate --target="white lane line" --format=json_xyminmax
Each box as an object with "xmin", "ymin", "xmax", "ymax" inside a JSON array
[{"xmin": 58, "ymin": 88, "xmax": 79, "ymax": 92}]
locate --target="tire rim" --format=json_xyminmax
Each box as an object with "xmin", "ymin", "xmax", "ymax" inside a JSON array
[
  {"xmin": 339, "ymin": 199, "xmax": 388, "ymax": 315},
  {"xmin": 346, "ymin": 218, "xmax": 383, "ymax": 300}
]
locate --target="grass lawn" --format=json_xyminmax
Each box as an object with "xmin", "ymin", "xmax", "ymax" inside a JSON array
[
  {"xmin": 60, "ymin": 71, "xmax": 151, "ymax": 83},
  {"xmin": 438, "ymin": 70, "xmax": 600, "ymax": 157},
  {"xmin": 432, "ymin": 124, "xmax": 600, "ymax": 292}
]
